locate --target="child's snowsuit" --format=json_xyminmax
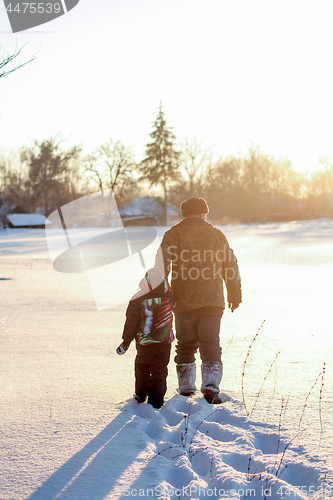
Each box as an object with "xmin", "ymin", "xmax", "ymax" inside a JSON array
[{"xmin": 122, "ymin": 270, "xmax": 176, "ymax": 408}]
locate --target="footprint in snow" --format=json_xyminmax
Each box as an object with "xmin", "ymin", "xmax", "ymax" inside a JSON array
[
  {"xmin": 223, "ymin": 452, "xmax": 266, "ymax": 476},
  {"xmin": 197, "ymin": 421, "xmax": 242, "ymax": 443},
  {"xmin": 253, "ymin": 429, "xmax": 283, "ymax": 455},
  {"xmin": 143, "ymin": 414, "xmax": 181, "ymax": 445},
  {"xmin": 125, "ymin": 394, "xmax": 325, "ymax": 498},
  {"xmin": 155, "ymin": 441, "xmax": 187, "ymax": 460},
  {"xmin": 159, "ymin": 404, "xmax": 189, "ymax": 426},
  {"xmin": 162, "ymin": 455, "xmax": 200, "ymax": 489}
]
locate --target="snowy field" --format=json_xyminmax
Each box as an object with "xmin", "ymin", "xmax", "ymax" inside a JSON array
[{"xmin": 1, "ymin": 220, "xmax": 333, "ymax": 500}]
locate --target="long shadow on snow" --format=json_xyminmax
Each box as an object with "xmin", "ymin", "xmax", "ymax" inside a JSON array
[{"xmin": 27, "ymin": 401, "xmax": 149, "ymax": 500}]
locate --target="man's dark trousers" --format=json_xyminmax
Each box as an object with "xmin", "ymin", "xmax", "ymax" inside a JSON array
[{"xmin": 174, "ymin": 314, "xmax": 222, "ymax": 364}]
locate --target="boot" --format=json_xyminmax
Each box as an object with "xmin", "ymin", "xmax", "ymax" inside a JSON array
[
  {"xmin": 201, "ymin": 361, "xmax": 223, "ymax": 404},
  {"xmin": 134, "ymin": 394, "xmax": 146, "ymax": 404},
  {"xmin": 176, "ymin": 362, "xmax": 196, "ymax": 396},
  {"xmin": 203, "ymin": 390, "xmax": 222, "ymax": 404}
]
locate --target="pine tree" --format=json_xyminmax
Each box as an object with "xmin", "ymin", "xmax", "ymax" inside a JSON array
[{"xmin": 141, "ymin": 103, "xmax": 180, "ymax": 225}]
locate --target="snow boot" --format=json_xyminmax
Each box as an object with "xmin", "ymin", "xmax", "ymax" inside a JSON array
[
  {"xmin": 203, "ymin": 390, "xmax": 222, "ymax": 404},
  {"xmin": 147, "ymin": 397, "xmax": 164, "ymax": 409},
  {"xmin": 176, "ymin": 362, "xmax": 196, "ymax": 396},
  {"xmin": 201, "ymin": 361, "xmax": 223, "ymax": 404},
  {"xmin": 134, "ymin": 394, "xmax": 146, "ymax": 404}
]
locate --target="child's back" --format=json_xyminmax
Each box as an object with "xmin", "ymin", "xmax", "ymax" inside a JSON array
[{"xmin": 116, "ymin": 268, "xmax": 176, "ymax": 408}]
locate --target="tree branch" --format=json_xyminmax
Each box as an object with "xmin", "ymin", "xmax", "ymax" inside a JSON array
[{"xmin": 0, "ymin": 45, "xmax": 35, "ymax": 79}]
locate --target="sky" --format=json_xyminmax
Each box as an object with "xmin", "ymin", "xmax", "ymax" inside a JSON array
[{"xmin": 1, "ymin": 0, "xmax": 333, "ymax": 173}]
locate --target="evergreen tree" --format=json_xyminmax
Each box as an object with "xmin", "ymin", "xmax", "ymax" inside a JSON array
[{"xmin": 141, "ymin": 103, "xmax": 180, "ymax": 224}]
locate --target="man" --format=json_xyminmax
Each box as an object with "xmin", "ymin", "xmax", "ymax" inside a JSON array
[{"xmin": 156, "ymin": 197, "xmax": 241, "ymax": 404}]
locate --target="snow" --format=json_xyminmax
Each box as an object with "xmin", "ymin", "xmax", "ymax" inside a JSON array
[{"xmin": 0, "ymin": 220, "xmax": 332, "ymax": 499}]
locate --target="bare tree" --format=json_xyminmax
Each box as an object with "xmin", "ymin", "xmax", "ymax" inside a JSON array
[
  {"xmin": 0, "ymin": 160, "xmax": 8, "ymax": 197},
  {"xmin": 0, "ymin": 45, "xmax": 35, "ymax": 79},
  {"xmin": 306, "ymin": 159, "xmax": 333, "ymax": 217},
  {"xmin": 179, "ymin": 138, "xmax": 214, "ymax": 197},
  {"xmin": 204, "ymin": 146, "xmax": 307, "ymax": 222},
  {"xmin": 0, "ymin": 156, "xmax": 11, "ymax": 226},
  {"xmin": 208, "ymin": 153, "xmax": 245, "ymax": 222},
  {"xmin": 84, "ymin": 139, "xmax": 136, "ymax": 200},
  {"xmin": 0, "ymin": 44, "xmax": 35, "ymax": 221},
  {"xmin": 29, "ymin": 137, "xmax": 81, "ymax": 215},
  {"xmin": 0, "ymin": 149, "xmax": 29, "ymax": 209}
]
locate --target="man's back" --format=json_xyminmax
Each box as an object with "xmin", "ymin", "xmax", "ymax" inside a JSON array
[{"xmin": 159, "ymin": 217, "xmax": 241, "ymax": 313}]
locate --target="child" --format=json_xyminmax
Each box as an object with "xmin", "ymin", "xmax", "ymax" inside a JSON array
[{"xmin": 116, "ymin": 267, "xmax": 176, "ymax": 409}]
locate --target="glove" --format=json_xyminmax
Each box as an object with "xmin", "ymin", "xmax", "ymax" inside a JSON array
[{"xmin": 116, "ymin": 342, "xmax": 129, "ymax": 355}]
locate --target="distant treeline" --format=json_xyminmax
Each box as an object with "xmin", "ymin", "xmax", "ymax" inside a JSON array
[{"xmin": 1, "ymin": 106, "xmax": 333, "ymax": 223}]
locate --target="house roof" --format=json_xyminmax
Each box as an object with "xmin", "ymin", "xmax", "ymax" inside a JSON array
[
  {"xmin": 6, "ymin": 213, "xmax": 51, "ymax": 227},
  {"xmin": 119, "ymin": 197, "xmax": 179, "ymax": 217}
]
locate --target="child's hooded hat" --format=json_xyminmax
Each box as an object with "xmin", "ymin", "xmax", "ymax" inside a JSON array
[{"xmin": 139, "ymin": 267, "xmax": 169, "ymax": 293}]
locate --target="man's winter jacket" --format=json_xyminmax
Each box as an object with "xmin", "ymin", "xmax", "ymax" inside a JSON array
[{"xmin": 157, "ymin": 217, "xmax": 241, "ymax": 314}]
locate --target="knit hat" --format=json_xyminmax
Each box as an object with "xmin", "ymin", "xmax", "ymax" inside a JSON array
[{"xmin": 180, "ymin": 198, "xmax": 209, "ymax": 217}]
